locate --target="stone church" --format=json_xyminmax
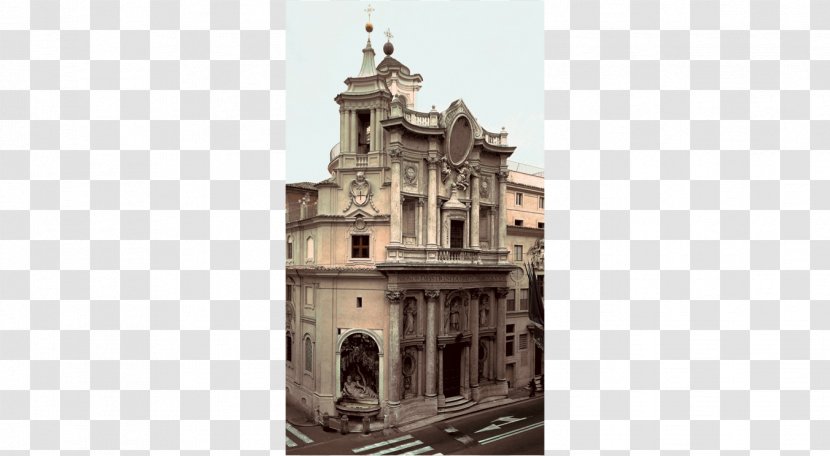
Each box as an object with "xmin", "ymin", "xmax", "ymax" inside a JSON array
[{"xmin": 285, "ymin": 23, "xmax": 539, "ymax": 428}]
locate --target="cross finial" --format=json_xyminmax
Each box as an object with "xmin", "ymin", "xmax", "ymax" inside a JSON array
[
  {"xmin": 365, "ymin": 3, "xmax": 375, "ymax": 22},
  {"xmin": 384, "ymin": 28, "xmax": 393, "ymax": 42}
]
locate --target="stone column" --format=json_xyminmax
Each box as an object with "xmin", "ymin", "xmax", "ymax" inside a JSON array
[
  {"xmin": 424, "ymin": 289, "xmax": 440, "ymax": 399},
  {"xmin": 437, "ymin": 344, "xmax": 445, "ymax": 407},
  {"xmin": 497, "ymin": 170, "xmax": 508, "ymax": 251},
  {"xmin": 426, "ymin": 157, "xmax": 439, "ymax": 248},
  {"xmin": 495, "ymin": 288, "xmax": 509, "ymax": 390},
  {"xmin": 417, "ymin": 199, "xmax": 424, "ymax": 246},
  {"xmin": 340, "ymin": 110, "xmax": 346, "ymax": 153},
  {"xmin": 469, "ymin": 288, "xmax": 481, "ymax": 401},
  {"xmin": 461, "ymin": 343, "xmax": 469, "ymax": 397},
  {"xmin": 390, "ymin": 147, "xmax": 402, "ymax": 245},
  {"xmin": 352, "ymin": 111, "xmax": 360, "ymax": 153},
  {"xmin": 386, "ymin": 290, "xmax": 405, "ymax": 422},
  {"xmin": 471, "ymin": 171, "xmax": 480, "ymax": 249}
]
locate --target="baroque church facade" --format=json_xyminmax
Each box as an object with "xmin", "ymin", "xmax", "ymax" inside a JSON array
[{"xmin": 285, "ymin": 25, "xmax": 541, "ymax": 428}]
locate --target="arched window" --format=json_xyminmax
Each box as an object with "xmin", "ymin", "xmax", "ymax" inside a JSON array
[
  {"xmin": 306, "ymin": 236, "xmax": 314, "ymax": 262},
  {"xmin": 304, "ymin": 337, "xmax": 313, "ymax": 373}
]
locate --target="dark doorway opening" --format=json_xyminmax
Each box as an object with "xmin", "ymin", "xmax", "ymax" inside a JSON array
[
  {"xmin": 443, "ymin": 343, "xmax": 463, "ymax": 397},
  {"xmin": 534, "ymin": 344, "xmax": 543, "ymax": 376},
  {"xmin": 450, "ymin": 220, "xmax": 464, "ymax": 249}
]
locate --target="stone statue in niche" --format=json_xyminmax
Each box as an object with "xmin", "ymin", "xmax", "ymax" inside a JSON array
[
  {"xmin": 479, "ymin": 296, "xmax": 489, "ymax": 327},
  {"xmin": 444, "ymin": 298, "xmax": 461, "ymax": 333},
  {"xmin": 404, "ymin": 300, "xmax": 416, "ymax": 335},
  {"xmin": 339, "ymin": 333, "xmax": 380, "ymax": 403},
  {"xmin": 342, "ymin": 374, "xmax": 377, "ymax": 401}
]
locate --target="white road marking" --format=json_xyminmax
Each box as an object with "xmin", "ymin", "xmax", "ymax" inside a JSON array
[
  {"xmin": 287, "ymin": 424, "xmax": 314, "ymax": 444},
  {"xmin": 479, "ymin": 421, "xmax": 545, "ymax": 445},
  {"xmin": 443, "ymin": 426, "xmax": 458, "ymax": 433},
  {"xmin": 286, "ymin": 436, "xmax": 297, "ymax": 448},
  {"xmin": 352, "ymin": 434, "xmax": 413, "ymax": 453},
  {"xmin": 475, "ymin": 423, "xmax": 501, "ymax": 433},
  {"xmin": 476, "ymin": 415, "xmax": 527, "ymax": 433},
  {"xmin": 371, "ymin": 439, "xmax": 424, "ymax": 455},
  {"xmin": 402, "ymin": 447, "xmax": 437, "ymax": 455}
]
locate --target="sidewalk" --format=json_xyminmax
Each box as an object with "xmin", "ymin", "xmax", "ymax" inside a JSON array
[
  {"xmin": 286, "ymin": 386, "xmax": 543, "ymax": 431},
  {"xmin": 286, "ymin": 400, "xmax": 318, "ymax": 427}
]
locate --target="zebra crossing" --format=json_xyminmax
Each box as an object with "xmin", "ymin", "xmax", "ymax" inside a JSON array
[
  {"xmin": 286, "ymin": 423, "xmax": 314, "ymax": 448},
  {"xmin": 351, "ymin": 434, "xmax": 443, "ymax": 456}
]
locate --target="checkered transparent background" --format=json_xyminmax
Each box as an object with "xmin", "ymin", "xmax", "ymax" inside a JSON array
[
  {"xmin": 544, "ymin": 0, "xmax": 830, "ymax": 453},
  {"xmin": 0, "ymin": 0, "xmax": 284, "ymax": 452}
]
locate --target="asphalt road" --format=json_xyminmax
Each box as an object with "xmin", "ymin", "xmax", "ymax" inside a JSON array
[{"xmin": 287, "ymin": 396, "xmax": 544, "ymax": 455}]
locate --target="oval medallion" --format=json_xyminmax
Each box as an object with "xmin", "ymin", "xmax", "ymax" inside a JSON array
[{"xmin": 448, "ymin": 115, "xmax": 473, "ymax": 165}]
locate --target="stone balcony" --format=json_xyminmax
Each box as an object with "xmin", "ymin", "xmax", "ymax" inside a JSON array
[{"xmin": 384, "ymin": 244, "xmax": 509, "ymax": 266}]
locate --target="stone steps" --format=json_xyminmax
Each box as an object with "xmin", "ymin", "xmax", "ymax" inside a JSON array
[{"xmin": 438, "ymin": 395, "xmax": 476, "ymax": 414}]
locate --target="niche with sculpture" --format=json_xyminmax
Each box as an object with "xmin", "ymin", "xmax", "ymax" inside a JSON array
[
  {"xmin": 443, "ymin": 294, "xmax": 469, "ymax": 335},
  {"xmin": 403, "ymin": 298, "xmax": 418, "ymax": 337},
  {"xmin": 339, "ymin": 333, "xmax": 380, "ymax": 404}
]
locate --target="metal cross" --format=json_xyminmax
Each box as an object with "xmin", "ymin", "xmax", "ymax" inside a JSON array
[
  {"xmin": 384, "ymin": 28, "xmax": 393, "ymax": 42},
  {"xmin": 364, "ymin": 3, "xmax": 375, "ymax": 21}
]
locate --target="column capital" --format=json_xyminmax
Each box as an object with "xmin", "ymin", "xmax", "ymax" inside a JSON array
[
  {"xmin": 389, "ymin": 146, "xmax": 403, "ymax": 161},
  {"xmin": 469, "ymin": 288, "xmax": 484, "ymax": 299},
  {"xmin": 497, "ymin": 170, "xmax": 509, "ymax": 181},
  {"xmin": 386, "ymin": 290, "xmax": 406, "ymax": 303},
  {"xmin": 424, "ymin": 289, "xmax": 441, "ymax": 300},
  {"xmin": 426, "ymin": 156, "xmax": 440, "ymax": 169},
  {"xmin": 495, "ymin": 287, "xmax": 511, "ymax": 299}
]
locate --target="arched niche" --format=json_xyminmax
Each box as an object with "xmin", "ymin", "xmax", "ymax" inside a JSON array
[{"xmin": 335, "ymin": 329, "xmax": 385, "ymax": 404}]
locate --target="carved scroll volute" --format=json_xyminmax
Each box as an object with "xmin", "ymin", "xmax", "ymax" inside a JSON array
[
  {"xmin": 469, "ymin": 288, "xmax": 483, "ymax": 300},
  {"xmin": 424, "ymin": 289, "xmax": 441, "ymax": 301},
  {"xmin": 495, "ymin": 287, "xmax": 511, "ymax": 299}
]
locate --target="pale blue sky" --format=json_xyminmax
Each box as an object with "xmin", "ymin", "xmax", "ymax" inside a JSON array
[{"xmin": 286, "ymin": 0, "xmax": 543, "ymax": 183}]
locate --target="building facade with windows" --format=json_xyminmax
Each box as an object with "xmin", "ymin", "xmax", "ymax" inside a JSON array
[
  {"xmin": 503, "ymin": 163, "xmax": 545, "ymax": 389},
  {"xmin": 285, "ymin": 28, "xmax": 542, "ymax": 428}
]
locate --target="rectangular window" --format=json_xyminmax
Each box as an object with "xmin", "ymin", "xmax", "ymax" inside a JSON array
[
  {"xmin": 537, "ymin": 222, "xmax": 545, "ymax": 229},
  {"xmin": 507, "ymin": 324, "xmax": 515, "ymax": 334},
  {"xmin": 506, "ymin": 335, "xmax": 515, "ymax": 357},
  {"xmin": 514, "ymin": 219, "xmax": 523, "ymax": 227},
  {"xmin": 286, "ymin": 285, "xmax": 292, "ymax": 302},
  {"xmin": 402, "ymin": 199, "xmax": 417, "ymax": 237},
  {"xmin": 352, "ymin": 235, "xmax": 370, "ymax": 258},
  {"xmin": 539, "ymin": 196, "xmax": 544, "ymax": 209},
  {"xmin": 356, "ymin": 297, "xmax": 362, "ymax": 308},
  {"xmin": 450, "ymin": 220, "xmax": 464, "ymax": 249},
  {"xmin": 520, "ymin": 288, "xmax": 529, "ymax": 310},
  {"xmin": 515, "ymin": 192, "xmax": 523, "ymax": 206},
  {"xmin": 305, "ymin": 338, "xmax": 313, "ymax": 372},
  {"xmin": 506, "ymin": 289, "xmax": 515, "ymax": 312},
  {"xmin": 519, "ymin": 333, "xmax": 528, "ymax": 350},
  {"xmin": 287, "ymin": 240, "xmax": 293, "ymax": 259},
  {"xmin": 513, "ymin": 245, "xmax": 523, "ymax": 261}
]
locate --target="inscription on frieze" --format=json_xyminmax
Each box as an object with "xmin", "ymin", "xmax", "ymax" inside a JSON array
[{"xmin": 397, "ymin": 273, "xmax": 505, "ymax": 284}]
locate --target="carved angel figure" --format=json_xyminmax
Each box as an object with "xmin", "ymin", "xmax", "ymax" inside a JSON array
[
  {"xmin": 455, "ymin": 161, "xmax": 471, "ymax": 191},
  {"xmin": 440, "ymin": 156, "xmax": 452, "ymax": 183}
]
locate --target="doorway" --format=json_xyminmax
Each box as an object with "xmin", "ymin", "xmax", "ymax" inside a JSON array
[
  {"xmin": 450, "ymin": 220, "xmax": 464, "ymax": 249},
  {"xmin": 534, "ymin": 344, "xmax": 543, "ymax": 376},
  {"xmin": 443, "ymin": 343, "xmax": 463, "ymax": 397}
]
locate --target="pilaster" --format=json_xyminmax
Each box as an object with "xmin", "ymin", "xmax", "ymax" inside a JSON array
[
  {"xmin": 469, "ymin": 288, "xmax": 481, "ymax": 401},
  {"xmin": 386, "ymin": 289, "xmax": 405, "ymax": 423},
  {"xmin": 424, "ymin": 289, "xmax": 439, "ymax": 398},
  {"xmin": 390, "ymin": 147, "xmax": 403, "ymax": 245},
  {"xmin": 495, "ymin": 287, "xmax": 509, "ymax": 385}
]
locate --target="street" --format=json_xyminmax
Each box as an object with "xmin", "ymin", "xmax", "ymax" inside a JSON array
[{"xmin": 286, "ymin": 396, "xmax": 544, "ymax": 455}]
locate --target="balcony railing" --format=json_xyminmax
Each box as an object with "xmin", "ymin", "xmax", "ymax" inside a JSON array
[
  {"xmin": 384, "ymin": 245, "xmax": 509, "ymax": 265},
  {"xmin": 437, "ymin": 248, "xmax": 480, "ymax": 262}
]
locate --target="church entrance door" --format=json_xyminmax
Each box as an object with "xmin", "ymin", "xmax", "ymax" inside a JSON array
[
  {"xmin": 443, "ymin": 343, "xmax": 463, "ymax": 397},
  {"xmin": 534, "ymin": 344, "xmax": 543, "ymax": 376}
]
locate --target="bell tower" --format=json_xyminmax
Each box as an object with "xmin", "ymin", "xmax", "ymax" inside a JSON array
[{"xmin": 333, "ymin": 5, "xmax": 392, "ymax": 156}]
